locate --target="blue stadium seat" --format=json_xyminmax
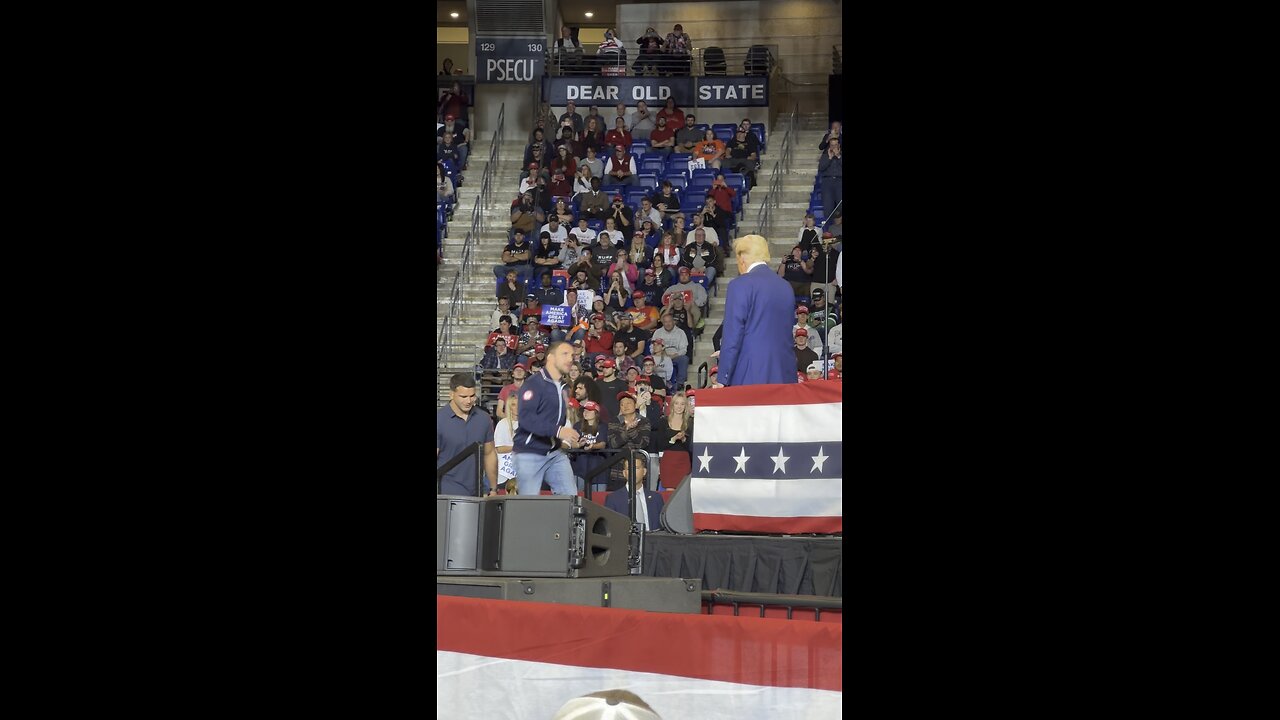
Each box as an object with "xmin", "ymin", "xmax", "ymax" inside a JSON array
[
  {"xmin": 683, "ymin": 189, "xmax": 707, "ymax": 208},
  {"xmin": 626, "ymin": 188, "xmax": 649, "ymax": 207},
  {"xmin": 723, "ymin": 173, "xmax": 748, "ymax": 210},
  {"xmin": 551, "ymin": 275, "xmax": 567, "ymax": 291},
  {"xmin": 640, "ymin": 158, "xmax": 665, "ymax": 175},
  {"xmin": 690, "ymin": 175, "xmax": 714, "ymax": 191},
  {"xmin": 711, "ymin": 124, "xmax": 735, "ymax": 143},
  {"xmin": 691, "ymin": 168, "xmax": 718, "ymax": 183},
  {"xmin": 751, "ymin": 124, "xmax": 766, "ymax": 153},
  {"xmin": 692, "ymin": 124, "xmax": 709, "ymax": 135},
  {"xmin": 669, "ymin": 153, "xmax": 692, "ymax": 164},
  {"xmin": 630, "ymin": 141, "xmax": 649, "ymax": 157},
  {"xmin": 663, "ymin": 174, "xmax": 688, "ymax": 190},
  {"xmin": 586, "ymin": 219, "xmax": 604, "ymax": 232},
  {"xmin": 636, "ymin": 173, "xmax": 658, "ymax": 191}
]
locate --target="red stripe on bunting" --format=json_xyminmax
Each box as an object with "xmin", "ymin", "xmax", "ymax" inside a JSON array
[
  {"xmin": 692, "ymin": 512, "xmax": 843, "ymax": 534},
  {"xmin": 437, "ymin": 595, "xmax": 842, "ymax": 692}
]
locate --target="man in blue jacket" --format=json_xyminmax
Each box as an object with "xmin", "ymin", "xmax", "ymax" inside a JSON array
[
  {"xmin": 717, "ymin": 234, "xmax": 798, "ymax": 387},
  {"xmin": 514, "ymin": 340, "xmax": 582, "ymax": 495}
]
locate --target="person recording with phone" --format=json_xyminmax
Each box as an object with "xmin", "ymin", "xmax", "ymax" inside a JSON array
[{"xmin": 818, "ymin": 137, "xmax": 843, "ymax": 224}]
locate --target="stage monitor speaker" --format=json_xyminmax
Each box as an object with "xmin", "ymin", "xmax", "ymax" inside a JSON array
[
  {"xmin": 660, "ymin": 476, "xmax": 694, "ymax": 534},
  {"xmin": 437, "ymin": 496, "xmax": 483, "ymax": 575},
  {"xmin": 479, "ymin": 495, "xmax": 635, "ymax": 578}
]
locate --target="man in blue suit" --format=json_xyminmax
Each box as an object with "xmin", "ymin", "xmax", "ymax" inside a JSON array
[
  {"xmin": 604, "ymin": 455, "xmax": 664, "ymax": 531},
  {"xmin": 717, "ymin": 234, "xmax": 799, "ymax": 386}
]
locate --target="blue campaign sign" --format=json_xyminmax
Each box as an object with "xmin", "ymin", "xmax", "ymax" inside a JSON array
[
  {"xmin": 694, "ymin": 77, "xmax": 769, "ymax": 106},
  {"xmin": 477, "ymin": 37, "xmax": 546, "ymax": 83},
  {"xmin": 543, "ymin": 77, "xmax": 696, "ymax": 106},
  {"xmin": 541, "ymin": 305, "xmax": 571, "ymax": 326}
]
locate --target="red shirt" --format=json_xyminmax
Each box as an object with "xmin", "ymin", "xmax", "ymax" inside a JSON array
[
  {"xmin": 487, "ymin": 331, "xmax": 519, "ymax": 349},
  {"xmin": 604, "ymin": 129, "xmax": 633, "ymax": 149},
  {"xmin": 649, "ymin": 124, "xmax": 676, "ymax": 147},
  {"xmin": 656, "ymin": 108, "xmax": 684, "ymax": 128},
  {"xmin": 709, "ymin": 185, "xmax": 736, "ymax": 214},
  {"xmin": 583, "ymin": 328, "xmax": 614, "ymax": 355}
]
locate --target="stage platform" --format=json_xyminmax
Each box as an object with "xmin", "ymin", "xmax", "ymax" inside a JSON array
[{"xmin": 641, "ymin": 533, "xmax": 843, "ymax": 597}]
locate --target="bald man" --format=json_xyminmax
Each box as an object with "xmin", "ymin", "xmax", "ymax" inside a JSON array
[{"xmin": 717, "ymin": 234, "xmax": 798, "ymax": 386}]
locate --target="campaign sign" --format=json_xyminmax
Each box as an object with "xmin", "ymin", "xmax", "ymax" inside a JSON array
[
  {"xmin": 694, "ymin": 77, "xmax": 769, "ymax": 106},
  {"xmin": 477, "ymin": 37, "xmax": 546, "ymax": 83},
  {"xmin": 541, "ymin": 304, "xmax": 571, "ymax": 326},
  {"xmin": 543, "ymin": 77, "xmax": 695, "ymax": 106}
]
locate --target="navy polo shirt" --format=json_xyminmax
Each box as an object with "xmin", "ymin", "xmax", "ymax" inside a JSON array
[{"xmin": 436, "ymin": 404, "xmax": 495, "ymax": 496}]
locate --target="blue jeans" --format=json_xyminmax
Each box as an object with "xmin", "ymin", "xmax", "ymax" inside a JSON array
[
  {"xmin": 821, "ymin": 179, "xmax": 842, "ymax": 221},
  {"xmin": 669, "ymin": 355, "xmax": 690, "ymax": 387},
  {"xmin": 515, "ymin": 451, "xmax": 578, "ymax": 496},
  {"xmin": 456, "ymin": 144, "xmax": 469, "ymax": 169},
  {"xmin": 699, "ymin": 267, "xmax": 717, "ymax": 285}
]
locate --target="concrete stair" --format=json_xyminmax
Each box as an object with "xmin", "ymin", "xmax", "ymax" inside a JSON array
[{"xmin": 438, "ymin": 129, "xmax": 832, "ymax": 402}]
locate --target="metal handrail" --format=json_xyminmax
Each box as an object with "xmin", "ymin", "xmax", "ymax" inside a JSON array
[
  {"xmin": 548, "ymin": 43, "xmax": 776, "ymax": 78},
  {"xmin": 754, "ymin": 103, "xmax": 799, "ymax": 236},
  {"xmin": 703, "ymin": 589, "xmax": 842, "ymax": 621},
  {"xmin": 436, "ymin": 441, "xmax": 486, "ymax": 497}
]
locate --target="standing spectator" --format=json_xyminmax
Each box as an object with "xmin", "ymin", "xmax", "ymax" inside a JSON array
[
  {"xmin": 793, "ymin": 328, "xmax": 819, "ymax": 374},
  {"xmin": 707, "ymin": 173, "xmax": 737, "ymax": 215},
  {"xmin": 607, "ymin": 390, "xmax": 651, "ymax": 491},
  {"xmin": 604, "ymin": 145, "xmax": 638, "ymax": 187},
  {"xmin": 596, "ymin": 29, "xmax": 624, "ymax": 75},
  {"xmin": 674, "ymin": 113, "xmax": 702, "ymax": 155},
  {"xmin": 777, "ymin": 245, "xmax": 813, "ymax": 297},
  {"xmin": 664, "ymin": 24, "xmax": 692, "ymax": 76},
  {"xmin": 797, "ymin": 213, "xmax": 821, "ymax": 251},
  {"xmin": 634, "ymin": 28, "xmax": 665, "ymax": 76},
  {"xmin": 654, "ymin": 391, "xmax": 694, "ymax": 489},
  {"xmin": 559, "ymin": 100, "xmax": 585, "ymax": 135},
  {"xmin": 553, "ymin": 25, "xmax": 583, "ymax": 75},
  {"xmin": 648, "ymin": 115, "xmax": 676, "ymax": 157},
  {"xmin": 581, "ymin": 120, "xmax": 606, "ymax": 162},
  {"xmin": 818, "ymin": 120, "xmax": 843, "ymax": 151},
  {"xmin": 629, "ymin": 100, "xmax": 656, "ymax": 142},
  {"xmin": 651, "ymin": 312, "xmax": 691, "ymax": 389},
  {"xmin": 604, "ymin": 117, "xmax": 633, "ymax": 150},
  {"xmin": 437, "ymin": 373, "xmax": 499, "ymax": 497},
  {"xmin": 695, "ymin": 128, "xmax": 726, "ymax": 170},
  {"xmin": 717, "ymin": 235, "xmax": 798, "ymax": 387},
  {"xmin": 440, "ymin": 58, "xmax": 455, "ymax": 76},
  {"xmin": 513, "ymin": 342, "xmax": 582, "ymax": 497},
  {"xmin": 656, "ymin": 97, "xmax": 685, "ymax": 128},
  {"xmin": 496, "ymin": 362, "xmax": 529, "ymax": 420},
  {"xmin": 493, "ymin": 231, "xmax": 534, "ymax": 282},
  {"xmin": 437, "ymin": 81, "xmax": 469, "ymax": 125},
  {"xmin": 578, "ymin": 177, "xmax": 610, "ymax": 221},
  {"xmin": 595, "ymin": 359, "xmax": 627, "ymax": 420},
  {"xmin": 492, "ymin": 395, "xmax": 520, "ymax": 494},
  {"xmin": 681, "ymin": 229, "xmax": 722, "ymax": 285},
  {"xmin": 819, "ymin": 136, "xmax": 844, "ymax": 221},
  {"xmin": 570, "ymin": 400, "xmax": 609, "ymax": 493}
]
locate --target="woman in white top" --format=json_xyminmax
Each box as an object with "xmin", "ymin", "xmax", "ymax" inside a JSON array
[
  {"xmin": 436, "ymin": 163, "xmax": 455, "ymax": 204},
  {"xmin": 599, "ymin": 217, "xmax": 625, "ymax": 247},
  {"xmin": 492, "ymin": 395, "xmax": 520, "ymax": 493},
  {"xmin": 573, "ymin": 164, "xmax": 595, "ymax": 195}
]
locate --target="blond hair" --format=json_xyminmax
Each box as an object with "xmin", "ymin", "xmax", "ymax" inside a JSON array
[{"xmin": 734, "ymin": 234, "xmax": 771, "ymax": 266}]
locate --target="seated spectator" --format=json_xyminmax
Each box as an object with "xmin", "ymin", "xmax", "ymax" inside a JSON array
[
  {"xmin": 597, "ymin": 216, "xmax": 625, "ymax": 251},
  {"xmin": 638, "ymin": 221, "xmax": 661, "ymax": 249},
  {"xmin": 604, "ymin": 271, "xmax": 631, "ymax": 312},
  {"xmin": 699, "ymin": 196, "xmax": 728, "ymax": 237},
  {"xmin": 496, "ymin": 269, "xmax": 526, "ymax": 306},
  {"xmin": 573, "ymin": 164, "xmax": 596, "ymax": 195},
  {"xmin": 648, "ymin": 115, "xmax": 676, "ymax": 157},
  {"xmin": 492, "ymin": 232, "xmax": 534, "ymax": 282},
  {"xmin": 611, "ymin": 103, "xmax": 629, "ymax": 130},
  {"xmin": 724, "ymin": 128, "xmax": 760, "ymax": 188},
  {"xmin": 635, "ymin": 268, "xmax": 663, "ymax": 305},
  {"xmin": 532, "ymin": 271, "xmax": 564, "ymax": 307},
  {"xmin": 805, "ymin": 361, "xmax": 825, "ymax": 382},
  {"xmin": 518, "ymin": 163, "xmax": 541, "ymax": 195},
  {"xmin": 793, "ymin": 328, "xmax": 820, "ymax": 373},
  {"xmin": 674, "ymin": 113, "xmax": 702, "ymax": 155},
  {"xmin": 831, "ymin": 352, "xmax": 843, "ymax": 381},
  {"xmin": 636, "ymin": 197, "xmax": 663, "ymax": 229},
  {"xmin": 670, "ymin": 212, "xmax": 688, "ymax": 245},
  {"xmin": 519, "ymin": 295, "xmax": 545, "ymax": 329},
  {"xmin": 517, "ymin": 314, "xmax": 551, "ymax": 356},
  {"xmin": 583, "ymin": 312, "xmax": 615, "ymax": 359},
  {"xmin": 828, "ymin": 211, "xmax": 844, "ymax": 241},
  {"xmin": 807, "ymin": 287, "xmax": 839, "ymax": 340},
  {"xmin": 438, "ymin": 115, "xmax": 471, "ymax": 168},
  {"xmin": 486, "ymin": 315, "xmax": 520, "ymax": 350},
  {"xmin": 613, "ymin": 312, "xmax": 650, "ymax": 360},
  {"xmin": 662, "ymin": 266, "xmax": 708, "ymax": 329},
  {"xmin": 606, "ymin": 455, "xmax": 664, "ymax": 526},
  {"xmin": 656, "ymin": 98, "xmax": 685, "ymax": 128},
  {"xmin": 559, "ymin": 100, "xmax": 585, "ymax": 136},
  {"xmin": 550, "ymin": 199, "xmax": 574, "ymax": 227},
  {"xmin": 437, "ymin": 130, "xmax": 463, "ymax": 174},
  {"xmin": 510, "ymin": 192, "xmax": 543, "ymax": 240},
  {"xmin": 578, "ymin": 177, "xmax": 610, "ymax": 221},
  {"xmin": 595, "ymin": 358, "xmax": 627, "ymax": 419},
  {"xmin": 488, "ymin": 298, "xmax": 516, "ymax": 332},
  {"xmin": 654, "ymin": 390, "xmax": 693, "ymax": 487},
  {"xmin": 778, "ymin": 245, "xmax": 813, "ymax": 297},
  {"xmin": 553, "ymin": 25, "xmax": 584, "ymax": 74},
  {"xmin": 794, "ymin": 305, "xmax": 824, "ymax": 355},
  {"xmin": 651, "ymin": 253, "xmax": 674, "ymax": 289},
  {"xmin": 827, "ymin": 322, "xmax": 843, "ymax": 355},
  {"xmin": 605, "ymin": 193, "xmax": 635, "ymax": 233},
  {"xmin": 609, "ymin": 340, "xmax": 637, "ymax": 376},
  {"xmin": 651, "ymin": 312, "xmax": 691, "ymax": 389},
  {"xmin": 550, "ymin": 144, "xmax": 577, "ymax": 179},
  {"xmin": 479, "ymin": 336, "xmax": 518, "ymax": 384},
  {"xmin": 604, "ymin": 118, "xmax": 632, "ymax": 151},
  {"xmin": 603, "ymin": 145, "xmax": 638, "ymax": 187},
  {"xmin": 655, "ymin": 233, "xmax": 681, "ymax": 268},
  {"xmin": 650, "ymin": 180, "xmax": 681, "ymax": 219},
  {"xmin": 695, "ymin": 128, "xmax": 726, "ymax": 170},
  {"xmin": 568, "ymin": 218, "xmax": 596, "ymax": 247},
  {"xmin": 663, "ymin": 24, "xmax": 692, "ymax": 76},
  {"xmin": 570, "ymin": 400, "xmax": 609, "ymax": 493},
  {"xmin": 681, "ymin": 229, "xmax": 723, "ymax": 285},
  {"xmin": 629, "ymin": 101, "xmax": 656, "ymax": 142},
  {"xmin": 690, "ymin": 211, "xmax": 719, "ymax": 248},
  {"xmin": 567, "ymin": 248, "xmax": 600, "ymax": 289},
  {"xmin": 640, "ymin": 353, "xmax": 669, "ymax": 395},
  {"xmin": 809, "ymin": 234, "xmax": 840, "ymax": 296},
  {"xmin": 524, "ymin": 127, "xmax": 555, "ymax": 167},
  {"xmin": 634, "ymin": 28, "xmax": 664, "ymax": 76},
  {"xmin": 707, "ymin": 173, "xmax": 737, "ymax": 216},
  {"xmin": 628, "ymin": 232, "xmax": 650, "ymax": 268},
  {"xmin": 629, "ymin": 290, "xmax": 660, "ymax": 330},
  {"xmin": 436, "ymin": 163, "xmax": 454, "ymax": 204},
  {"xmin": 596, "ymin": 29, "xmax": 625, "ymax": 75},
  {"xmin": 797, "ymin": 213, "xmax": 821, "ymax": 251}
]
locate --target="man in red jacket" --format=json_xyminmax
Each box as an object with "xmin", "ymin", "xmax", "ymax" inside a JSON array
[{"xmin": 582, "ymin": 312, "xmax": 615, "ymax": 361}]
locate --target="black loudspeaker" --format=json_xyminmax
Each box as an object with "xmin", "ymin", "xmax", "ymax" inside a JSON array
[
  {"xmin": 437, "ymin": 496, "xmax": 484, "ymax": 574},
  {"xmin": 479, "ymin": 496, "xmax": 636, "ymax": 578},
  {"xmin": 660, "ymin": 476, "xmax": 694, "ymax": 534}
]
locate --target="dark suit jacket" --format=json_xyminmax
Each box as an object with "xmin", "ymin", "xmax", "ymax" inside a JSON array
[
  {"xmin": 718, "ymin": 263, "xmax": 798, "ymax": 386},
  {"xmin": 605, "ymin": 487, "xmax": 665, "ymax": 529}
]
